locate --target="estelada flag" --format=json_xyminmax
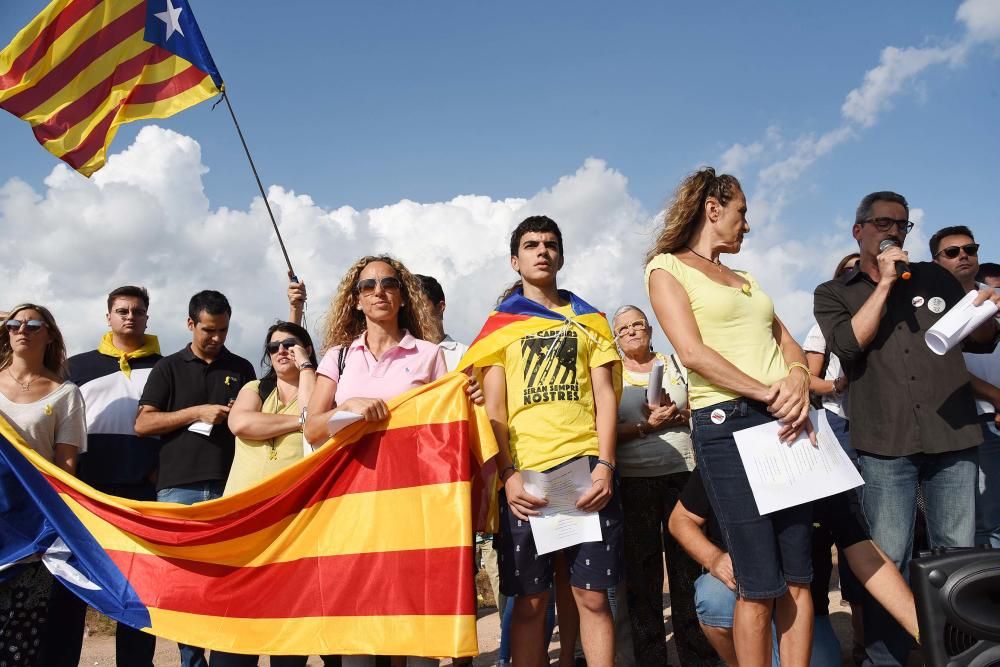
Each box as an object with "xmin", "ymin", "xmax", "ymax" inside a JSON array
[
  {"xmin": 0, "ymin": 0, "xmax": 222, "ymax": 176},
  {"xmin": 458, "ymin": 288, "xmax": 622, "ymax": 388},
  {"xmin": 0, "ymin": 373, "xmax": 496, "ymax": 657}
]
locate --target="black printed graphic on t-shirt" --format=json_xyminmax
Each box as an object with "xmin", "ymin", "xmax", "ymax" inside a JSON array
[{"xmin": 521, "ymin": 329, "xmax": 579, "ymax": 405}]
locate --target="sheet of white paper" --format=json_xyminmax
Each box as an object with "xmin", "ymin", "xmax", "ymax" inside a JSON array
[
  {"xmin": 520, "ymin": 457, "xmax": 603, "ymax": 555},
  {"xmin": 327, "ymin": 411, "xmax": 363, "ymax": 436},
  {"xmin": 925, "ymin": 290, "xmax": 999, "ymax": 355},
  {"xmin": 188, "ymin": 421, "xmax": 213, "ymax": 436},
  {"xmin": 733, "ymin": 410, "xmax": 864, "ymax": 515},
  {"xmin": 646, "ymin": 359, "xmax": 664, "ymax": 406}
]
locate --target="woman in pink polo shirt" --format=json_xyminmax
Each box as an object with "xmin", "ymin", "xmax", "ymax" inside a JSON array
[
  {"xmin": 304, "ymin": 255, "xmax": 477, "ymax": 667},
  {"xmin": 304, "ymin": 255, "xmax": 447, "ymax": 438}
]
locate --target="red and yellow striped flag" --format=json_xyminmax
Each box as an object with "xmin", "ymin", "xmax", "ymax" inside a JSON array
[
  {"xmin": 0, "ymin": 0, "xmax": 222, "ymax": 176},
  {"xmin": 0, "ymin": 372, "xmax": 497, "ymax": 657}
]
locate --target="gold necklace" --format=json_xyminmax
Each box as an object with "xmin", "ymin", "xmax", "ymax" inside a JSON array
[{"xmin": 8, "ymin": 368, "xmax": 38, "ymax": 392}]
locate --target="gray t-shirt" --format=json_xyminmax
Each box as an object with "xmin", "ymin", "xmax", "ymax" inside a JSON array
[
  {"xmin": 617, "ymin": 354, "xmax": 695, "ymax": 477},
  {"xmin": 0, "ymin": 382, "xmax": 87, "ymax": 462}
]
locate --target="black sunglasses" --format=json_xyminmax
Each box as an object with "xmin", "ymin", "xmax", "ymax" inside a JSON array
[
  {"xmin": 860, "ymin": 217, "xmax": 914, "ymax": 234},
  {"xmin": 266, "ymin": 338, "xmax": 300, "ymax": 353},
  {"xmin": 5, "ymin": 319, "xmax": 46, "ymax": 334},
  {"xmin": 934, "ymin": 243, "xmax": 979, "ymax": 260},
  {"xmin": 356, "ymin": 276, "xmax": 402, "ymax": 294}
]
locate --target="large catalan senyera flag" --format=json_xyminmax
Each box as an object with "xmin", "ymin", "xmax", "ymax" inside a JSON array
[
  {"xmin": 0, "ymin": 0, "xmax": 222, "ymax": 176},
  {"xmin": 458, "ymin": 288, "xmax": 621, "ymax": 385},
  {"xmin": 0, "ymin": 373, "xmax": 497, "ymax": 657}
]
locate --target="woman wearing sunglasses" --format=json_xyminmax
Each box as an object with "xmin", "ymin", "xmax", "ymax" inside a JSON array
[
  {"xmin": 210, "ymin": 321, "xmax": 321, "ymax": 667},
  {"xmin": 305, "ymin": 255, "xmax": 480, "ymax": 667},
  {"xmin": 0, "ymin": 304, "xmax": 86, "ymax": 667},
  {"xmin": 610, "ymin": 305, "xmax": 716, "ymax": 666}
]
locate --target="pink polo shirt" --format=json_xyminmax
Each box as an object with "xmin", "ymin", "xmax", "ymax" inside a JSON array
[{"xmin": 317, "ymin": 330, "xmax": 448, "ymax": 404}]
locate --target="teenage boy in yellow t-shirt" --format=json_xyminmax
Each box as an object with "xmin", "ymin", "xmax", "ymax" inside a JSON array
[{"xmin": 481, "ymin": 216, "xmax": 621, "ymax": 667}]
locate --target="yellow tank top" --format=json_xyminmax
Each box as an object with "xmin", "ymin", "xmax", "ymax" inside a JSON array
[{"xmin": 644, "ymin": 253, "xmax": 788, "ymax": 410}]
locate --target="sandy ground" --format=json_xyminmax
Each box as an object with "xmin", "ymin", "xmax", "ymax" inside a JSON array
[{"xmin": 77, "ymin": 587, "xmax": 864, "ymax": 666}]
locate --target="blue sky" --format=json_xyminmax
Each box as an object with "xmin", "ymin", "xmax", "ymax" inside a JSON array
[{"xmin": 2, "ymin": 1, "xmax": 998, "ymax": 360}]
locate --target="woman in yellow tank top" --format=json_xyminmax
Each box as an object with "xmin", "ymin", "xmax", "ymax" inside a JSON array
[{"xmin": 645, "ymin": 168, "xmax": 815, "ymax": 667}]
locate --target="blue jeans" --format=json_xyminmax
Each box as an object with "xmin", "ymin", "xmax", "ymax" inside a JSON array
[
  {"xmin": 857, "ymin": 448, "xmax": 977, "ymax": 666},
  {"xmin": 157, "ymin": 481, "xmax": 225, "ymax": 667},
  {"xmin": 976, "ymin": 424, "xmax": 1000, "ymax": 547},
  {"xmin": 693, "ymin": 573, "xmax": 779, "ymax": 667}
]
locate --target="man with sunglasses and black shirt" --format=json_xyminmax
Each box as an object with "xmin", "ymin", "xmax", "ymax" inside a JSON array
[
  {"xmin": 931, "ymin": 225, "xmax": 1000, "ymax": 550},
  {"xmin": 814, "ymin": 192, "xmax": 1000, "ymax": 667}
]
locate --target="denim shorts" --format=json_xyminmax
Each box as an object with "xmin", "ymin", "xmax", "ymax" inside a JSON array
[{"xmin": 691, "ymin": 399, "xmax": 813, "ymax": 599}]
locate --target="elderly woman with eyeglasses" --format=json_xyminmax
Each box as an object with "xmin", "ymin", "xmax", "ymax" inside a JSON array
[
  {"xmin": 1, "ymin": 304, "xmax": 86, "ymax": 667},
  {"xmin": 610, "ymin": 305, "xmax": 717, "ymax": 666}
]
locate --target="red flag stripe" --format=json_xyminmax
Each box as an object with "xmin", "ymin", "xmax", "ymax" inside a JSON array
[
  {"xmin": 49, "ymin": 421, "xmax": 470, "ymax": 546},
  {"xmin": 125, "ymin": 62, "xmax": 208, "ymax": 104},
  {"xmin": 469, "ymin": 312, "xmax": 531, "ymax": 346},
  {"xmin": 0, "ymin": 0, "xmax": 106, "ymax": 92},
  {"xmin": 32, "ymin": 45, "xmax": 170, "ymax": 143},
  {"xmin": 107, "ymin": 547, "xmax": 475, "ymax": 618},
  {"xmin": 56, "ymin": 98, "xmax": 120, "ymax": 168},
  {"xmin": 1, "ymin": 2, "xmax": 147, "ymax": 117}
]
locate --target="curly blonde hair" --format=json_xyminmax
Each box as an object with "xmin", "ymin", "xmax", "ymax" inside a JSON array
[
  {"xmin": 0, "ymin": 303, "xmax": 69, "ymax": 379},
  {"xmin": 321, "ymin": 255, "xmax": 438, "ymax": 352},
  {"xmin": 645, "ymin": 167, "xmax": 743, "ymax": 264}
]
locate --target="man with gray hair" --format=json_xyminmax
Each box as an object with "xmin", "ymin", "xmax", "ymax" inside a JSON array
[{"xmin": 814, "ymin": 191, "xmax": 1000, "ymax": 666}]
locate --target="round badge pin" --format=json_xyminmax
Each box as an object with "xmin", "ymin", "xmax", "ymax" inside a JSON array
[
  {"xmin": 911, "ymin": 296, "xmax": 925, "ymax": 308},
  {"xmin": 928, "ymin": 297, "xmax": 946, "ymax": 314},
  {"xmin": 710, "ymin": 409, "xmax": 726, "ymax": 425}
]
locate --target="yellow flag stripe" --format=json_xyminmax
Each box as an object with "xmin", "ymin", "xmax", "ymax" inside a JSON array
[{"xmin": 61, "ymin": 482, "xmax": 472, "ymax": 566}]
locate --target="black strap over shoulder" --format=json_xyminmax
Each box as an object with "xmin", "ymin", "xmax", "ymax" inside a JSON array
[
  {"xmin": 338, "ymin": 346, "xmax": 347, "ymax": 376},
  {"xmin": 257, "ymin": 377, "xmax": 277, "ymax": 403}
]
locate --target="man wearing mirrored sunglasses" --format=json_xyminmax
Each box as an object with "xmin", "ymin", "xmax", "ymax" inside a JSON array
[
  {"xmin": 931, "ymin": 225, "xmax": 1000, "ymax": 550},
  {"xmin": 44, "ymin": 286, "xmax": 162, "ymax": 666},
  {"xmin": 814, "ymin": 192, "xmax": 1000, "ymax": 667}
]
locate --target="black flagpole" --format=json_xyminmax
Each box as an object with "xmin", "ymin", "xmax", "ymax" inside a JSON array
[{"xmin": 217, "ymin": 87, "xmax": 298, "ymax": 281}]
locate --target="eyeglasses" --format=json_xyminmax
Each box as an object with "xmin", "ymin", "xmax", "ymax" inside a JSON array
[
  {"xmin": 614, "ymin": 320, "xmax": 648, "ymax": 338},
  {"xmin": 5, "ymin": 319, "xmax": 46, "ymax": 334},
  {"xmin": 266, "ymin": 338, "xmax": 301, "ymax": 354},
  {"xmin": 934, "ymin": 243, "xmax": 979, "ymax": 260},
  {"xmin": 860, "ymin": 217, "xmax": 914, "ymax": 234},
  {"xmin": 112, "ymin": 307, "xmax": 147, "ymax": 318},
  {"xmin": 356, "ymin": 276, "xmax": 402, "ymax": 294}
]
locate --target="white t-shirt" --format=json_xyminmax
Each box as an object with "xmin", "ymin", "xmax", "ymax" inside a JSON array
[
  {"xmin": 0, "ymin": 382, "xmax": 87, "ymax": 461},
  {"xmin": 802, "ymin": 323, "xmax": 848, "ymax": 419},
  {"xmin": 617, "ymin": 353, "xmax": 695, "ymax": 477},
  {"xmin": 439, "ymin": 334, "xmax": 469, "ymax": 372},
  {"xmin": 963, "ymin": 283, "xmax": 1000, "ymax": 437}
]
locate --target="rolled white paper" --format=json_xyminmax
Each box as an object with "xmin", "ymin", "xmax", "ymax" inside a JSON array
[
  {"xmin": 646, "ymin": 359, "xmax": 664, "ymax": 406},
  {"xmin": 925, "ymin": 290, "xmax": 999, "ymax": 355}
]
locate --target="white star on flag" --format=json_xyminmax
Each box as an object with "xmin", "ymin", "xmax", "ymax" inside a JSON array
[{"xmin": 155, "ymin": 0, "xmax": 185, "ymax": 41}]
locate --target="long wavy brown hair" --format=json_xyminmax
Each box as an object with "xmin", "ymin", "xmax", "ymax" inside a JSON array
[
  {"xmin": 0, "ymin": 303, "xmax": 69, "ymax": 379},
  {"xmin": 645, "ymin": 167, "xmax": 743, "ymax": 264},
  {"xmin": 320, "ymin": 255, "xmax": 438, "ymax": 352}
]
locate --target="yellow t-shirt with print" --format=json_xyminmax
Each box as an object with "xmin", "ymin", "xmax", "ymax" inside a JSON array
[
  {"xmin": 482, "ymin": 304, "xmax": 620, "ymax": 473},
  {"xmin": 644, "ymin": 253, "xmax": 788, "ymax": 410}
]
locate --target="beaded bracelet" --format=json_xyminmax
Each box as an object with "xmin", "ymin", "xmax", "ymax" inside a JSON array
[{"xmin": 596, "ymin": 459, "xmax": 616, "ymax": 474}]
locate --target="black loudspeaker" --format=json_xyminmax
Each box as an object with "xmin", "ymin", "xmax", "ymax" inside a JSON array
[{"xmin": 910, "ymin": 546, "xmax": 1000, "ymax": 666}]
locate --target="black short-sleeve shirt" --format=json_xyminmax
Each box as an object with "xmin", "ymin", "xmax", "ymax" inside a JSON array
[
  {"xmin": 814, "ymin": 262, "xmax": 992, "ymax": 457},
  {"xmin": 139, "ymin": 344, "xmax": 255, "ymax": 490}
]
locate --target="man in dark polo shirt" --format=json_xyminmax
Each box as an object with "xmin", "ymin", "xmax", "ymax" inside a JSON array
[
  {"xmin": 814, "ymin": 191, "xmax": 1000, "ymax": 666},
  {"xmin": 135, "ymin": 290, "xmax": 254, "ymax": 667}
]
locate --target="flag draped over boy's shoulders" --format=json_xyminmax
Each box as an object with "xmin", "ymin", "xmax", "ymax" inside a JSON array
[
  {"xmin": 0, "ymin": 372, "xmax": 496, "ymax": 657},
  {"xmin": 458, "ymin": 288, "xmax": 622, "ymax": 390},
  {"xmin": 0, "ymin": 0, "xmax": 222, "ymax": 176}
]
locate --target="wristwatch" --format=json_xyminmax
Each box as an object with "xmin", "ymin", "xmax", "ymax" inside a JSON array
[{"xmin": 298, "ymin": 408, "xmax": 308, "ymax": 431}]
